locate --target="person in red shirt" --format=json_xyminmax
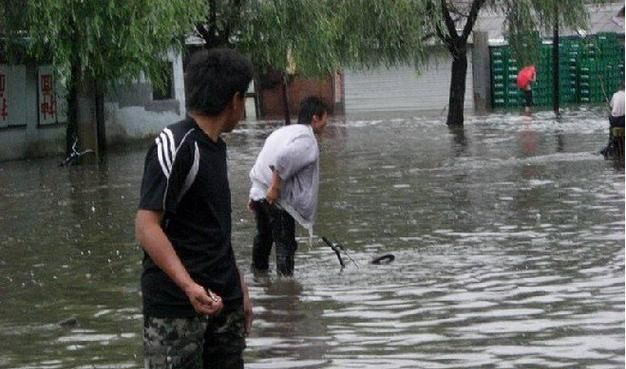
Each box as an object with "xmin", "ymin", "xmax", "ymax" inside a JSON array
[{"xmin": 517, "ymin": 65, "xmax": 536, "ymax": 114}]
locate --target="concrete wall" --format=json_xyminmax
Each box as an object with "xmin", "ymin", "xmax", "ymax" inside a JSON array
[
  {"xmin": 105, "ymin": 51, "xmax": 187, "ymax": 145},
  {"xmin": 472, "ymin": 31, "xmax": 492, "ymax": 113},
  {"xmin": 258, "ymin": 74, "xmax": 335, "ymax": 120},
  {"xmin": 0, "ymin": 51, "xmax": 187, "ymax": 161},
  {"xmin": 0, "ymin": 65, "xmax": 65, "ymax": 161}
]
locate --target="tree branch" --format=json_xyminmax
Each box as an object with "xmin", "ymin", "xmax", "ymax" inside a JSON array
[
  {"xmin": 440, "ymin": 0, "xmax": 459, "ymax": 39},
  {"xmin": 434, "ymin": 23, "xmax": 449, "ymax": 44},
  {"xmin": 208, "ymin": 0, "xmax": 217, "ymax": 40},
  {"xmin": 222, "ymin": 0, "xmax": 244, "ymax": 46},
  {"xmin": 447, "ymin": 2, "xmax": 470, "ymax": 18},
  {"xmin": 461, "ymin": 0, "xmax": 486, "ymax": 42}
]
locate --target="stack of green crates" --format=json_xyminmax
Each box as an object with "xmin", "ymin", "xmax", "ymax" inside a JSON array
[
  {"xmin": 490, "ymin": 46, "xmax": 519, "ymax": 108},
  {"xmin": 558, "ymin": 37, "xmax": 581, "ymax": 104},
  {"xmin": 578, "ymin": 33, "xmax": 624, "ymax": 104},
  {"xmin": 490, "ymin": 33, "xmax": 625, "ymax": 109},
  {"xmin": 533, "ymin": 45, "xmax": 553, "ymax": 106}
]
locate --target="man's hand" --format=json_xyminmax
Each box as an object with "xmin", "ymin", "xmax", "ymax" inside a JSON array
[
  {"xmin": 136, "ymin": 210, "xmax": 223, "ymax": 315},
  {"xmin": 247, "ymin": 199, "xmax": 255, "ymax": 212},
  {"xmin": 184, "ymin": 283, "xmax": 223, "ymax": 316},
  {"xmin": 266, "ymin": 167, "xmax": 282, "ymax": 204},
  {"xmin": 265, "ymin": 185, "xmax": 280, "ymax": 204}
]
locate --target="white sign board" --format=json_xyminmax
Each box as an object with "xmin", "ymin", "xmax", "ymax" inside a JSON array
[
  {"xmin": 38, "ymin": 66, "xmax": 58, "ymax": 125},
  {"xmin": 0, "ymin": 65, "xmax": 27, "ymax": 128}
]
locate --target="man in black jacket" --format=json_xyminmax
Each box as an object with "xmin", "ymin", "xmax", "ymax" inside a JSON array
[{"xmin": 135, "ymin": 48, "xmax": 253, "ymax": 369}]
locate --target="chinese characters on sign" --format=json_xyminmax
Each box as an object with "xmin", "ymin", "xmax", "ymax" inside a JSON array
[
  {"xmin": 40, "ymin": 74, "xmax": 56, "ymax": 119},
  {"xmin": 0, "ymin": 65, "xmax": 66, "ymax": 128},
  {"xmin": 38, "ymin": 66, "xmax": 57, "ymax": 125}
]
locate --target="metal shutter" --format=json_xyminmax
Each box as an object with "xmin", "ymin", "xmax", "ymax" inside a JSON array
[{"xmin": 344, "ymin": 50, "xmax": 474, "ymax": 114}]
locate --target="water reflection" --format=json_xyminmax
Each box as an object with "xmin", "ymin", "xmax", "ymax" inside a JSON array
[
  {"xmin": 0, "ymin": 108, "xmax": 623, "ymax": 369},
  {"xmin": 248, "ymin": 277, "xmax": 331, "ymax": 369},
  {"xmin": 448, "ymin": 124, "xmax": 469, "ymax": 158}
]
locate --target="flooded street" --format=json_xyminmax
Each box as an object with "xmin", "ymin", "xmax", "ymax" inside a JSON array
[{"xmin": 0, "ymin": 109, "xmax": 623, "ymax": 368}]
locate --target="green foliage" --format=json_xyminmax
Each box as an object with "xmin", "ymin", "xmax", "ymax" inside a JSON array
[
  {"xmin": 236, "ymin": 0, "xmax": 338, "ymax": 76},
  {"xmin": 505, "ymin": 1, "xmax": 543, "ymax": 68},
  {"xmin": 202, "ymin": 0, "xmax": 436, "ymax": 77},
  {"xmin": 5, "ymin": 0, "xmax": 207, "ymax": 91},
  {"xmin": 331, "ymin": 0, "xmax": 434, "ymax": 70}
]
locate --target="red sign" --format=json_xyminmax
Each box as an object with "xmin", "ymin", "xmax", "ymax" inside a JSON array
[{"xmin": 40, "ymin": 74, "xmax": 56, "ymax": 119}]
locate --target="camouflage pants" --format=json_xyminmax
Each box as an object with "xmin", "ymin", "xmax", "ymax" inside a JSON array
[{"xmin": 144, "ymin": 305, "xmax": 246, "ymax": 369}]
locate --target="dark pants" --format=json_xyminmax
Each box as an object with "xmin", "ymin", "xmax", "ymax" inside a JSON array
[
  {"xmin": 609, "ymin": 115, "xmax": 625, "ymax": 128},
  {"xmin": 203, "ymin": 305, "xmax": 246, "ymax": 369},
  {"xmin": 522, "ymin": 89, "xmax": 533, "ymax": 108},
  {"xmin": 601, "ymin": 115, "xmax": 626, "ymax": 159},
  {"xmin": 251, "ymin": 200, "xmax": 297, "ymax": 276}
]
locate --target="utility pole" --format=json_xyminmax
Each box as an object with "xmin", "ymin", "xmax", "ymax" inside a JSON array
[{"xmin": 552, "ymin": 2, "xmax": 560, "ymax": 117}]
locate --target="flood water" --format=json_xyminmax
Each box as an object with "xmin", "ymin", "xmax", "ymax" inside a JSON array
[{"xmin": 0, "ymin": 109, "xmax": 623, "ymax": 369}]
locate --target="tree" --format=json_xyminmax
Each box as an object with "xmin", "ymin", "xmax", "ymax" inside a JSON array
[
  {"xmin": 2, "ymin": 0, "xmax": 207, "ymax": 158},
  {"xmin": 193, "ymin": 0, "xmax": 436, "ymax": 123},
  {"xmin": 194, "ymin": 0, "xmax": 601, "ymax": 126},
  {"xmin": 194, "ymin": 0, "xmax": 434, "ymax": 77},
  {"xmin": 203, "ymin": 0, "xmax": 347, "ymax": 123},
  {"xmin": 429, "ymin": 0, "xmax": 485, "ymax": 126}
]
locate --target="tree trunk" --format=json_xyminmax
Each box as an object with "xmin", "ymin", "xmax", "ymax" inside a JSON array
[
  {"xmin": 65, "ymin": 77, "xmax": 78, "ymax": 156},
  {"xmin": 95, "ymin": 81, "xmax": 106, "ymax": 155},
  {"xmin": 446, "ymin": 48, "xmax": 468, "ymax": 126},
  {"xmin": 65, "ymin": 17, "xmax": 101, "ymax": 163},
  {"xmin": 66, "ymin": 22, "xmax": 80, "ymax": 156},
  {"xmin": 75, "ymin": 76, "xmax": 99, "ymax": 164},
  {"xmin": 281, "ymin": 71, "xmax": 291, "ymax": 125}
]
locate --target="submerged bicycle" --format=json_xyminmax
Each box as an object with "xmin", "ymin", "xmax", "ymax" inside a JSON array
[{"xmin": 59, "ymin": 136, "xmax": 94, "ymax": 166}]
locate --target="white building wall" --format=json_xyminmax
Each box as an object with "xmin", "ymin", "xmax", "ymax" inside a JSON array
[
  {"xmin": 0, "ymin": 65, "xmax": 65, "ymax": 161},
  {"xmin": 344, "ymin": 49, "xmax": 475, "ymax": 114},
  {"xmin": 105, "ymin": 104, "xmax": 184, "ymax": 142},
  {"xmin": 0, "ymin": 50, "xmax": 188, "ymax": 161},
  {"xmin": 105, "ymin": 50, "xmax": 187, "ymax": 144}
]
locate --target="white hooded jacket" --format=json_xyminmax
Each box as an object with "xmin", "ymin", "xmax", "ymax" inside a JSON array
[{"xmin": 249, "ymin": 124, "xmax": 319, "ymax": 230}]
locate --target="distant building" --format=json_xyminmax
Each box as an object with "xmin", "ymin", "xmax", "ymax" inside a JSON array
[
  {"xmin": 0, "ymin": 50, "xmax": 186, "ymax": 161},
  {"xmin": 0, "ymin": 2, "xmax": 624, "ymax": 161},
  {"xmin": 480, "ymin": 2, "xmax": 625, "ymax": 109},
  {"xmin": 339, "ymin": 2, "xmax": 625, "ymax": 115}
]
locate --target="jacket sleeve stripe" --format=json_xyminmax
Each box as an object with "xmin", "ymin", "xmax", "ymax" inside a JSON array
[
  {"xmin": 159, "ymin": 132, "xmax": 174, "ymax": 169},
  {"xmin": 155, "ymin": 136, "xmax": 171, "ymax": 178},
  {"xmin": 163, "ymin": 128, "xmax": 177, "ymax": 163}
]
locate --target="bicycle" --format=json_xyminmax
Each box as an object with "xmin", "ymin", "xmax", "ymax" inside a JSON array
[{"xmin": 59, "ymin": 136, "xmax": 94, "ymax": 166}]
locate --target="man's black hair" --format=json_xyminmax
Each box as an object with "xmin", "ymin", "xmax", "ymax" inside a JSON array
[
  {"xmin": 297, "ymin": 96, "xmax": 329, "ymax": 125},
  {"xmin": 185, "ymin": 48, "xmax": 254, "ymax": 116}
]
